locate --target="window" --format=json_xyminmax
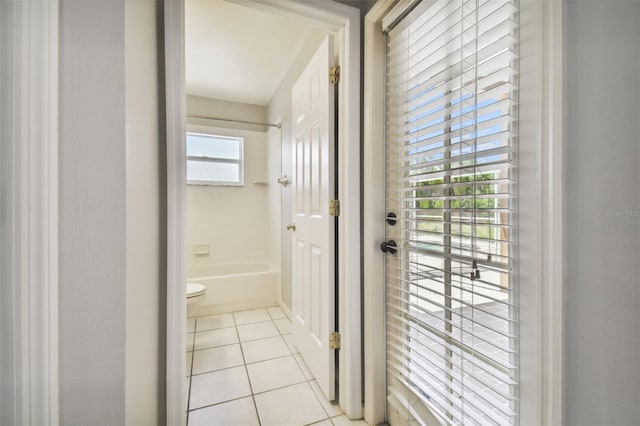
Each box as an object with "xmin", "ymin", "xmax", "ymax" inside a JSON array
[
  {"xmin": 384, "ymin": 0, "xmax": 518, "ymax": 424},
  {"xmin": 186, "ymin": 132, "xmax": 244, "ymax": 186}
]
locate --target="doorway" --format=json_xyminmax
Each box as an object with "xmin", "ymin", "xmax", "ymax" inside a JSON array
[{"xmin": 164, "ymin": 1, "xmax": 362, "ymax": 424}]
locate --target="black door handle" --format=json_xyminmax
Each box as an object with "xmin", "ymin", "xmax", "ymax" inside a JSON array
[{"xmin": 380, "ymin": 240, "xmax": 397, "ymax": 254}]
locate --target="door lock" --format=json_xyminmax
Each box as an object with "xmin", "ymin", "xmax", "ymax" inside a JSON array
[
  {"xmin": 286, "ymin": 223, "xmax": 296, "ymax": 231},
  {"xmin": 386, "ymin": 212, "xmax": 397, "ymax": 226},
  {"xmin": 380, "ymin": 240, "xmax": 397, "ymax": 254}
]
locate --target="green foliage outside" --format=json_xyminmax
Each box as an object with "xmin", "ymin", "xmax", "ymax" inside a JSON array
[{"xmin": 411, "ymin": 173, "xmax": 498, "ymax": 239}]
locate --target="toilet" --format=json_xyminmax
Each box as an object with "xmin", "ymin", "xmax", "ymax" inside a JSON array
[{"xmin": 187, "ymin": 282, "xmax": 206, "ymax": 305}]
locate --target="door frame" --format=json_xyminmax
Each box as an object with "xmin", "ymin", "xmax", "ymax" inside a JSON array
[
  {"xmin": 363, "ymin": 0, "xmax": 565, "ymax": 425},
  {"xmin": 164, "ymin": 1, "xmax": 362, "ymax": 424},
  {"xmin": 0, "ymin": 1, "xmax": 60, "ymax": 424}
]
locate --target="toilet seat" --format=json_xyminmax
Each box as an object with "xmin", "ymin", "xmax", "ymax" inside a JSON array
[{"xmin": 187, "ymin": 283, "xmax": 206, "ymax": 299}]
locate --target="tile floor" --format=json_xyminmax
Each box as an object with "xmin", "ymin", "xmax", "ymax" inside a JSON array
[{"xmin": 186, "ymin": 306, "xmax": 368, "ymax": 426}]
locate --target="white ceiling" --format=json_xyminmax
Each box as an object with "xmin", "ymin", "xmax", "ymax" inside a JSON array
[{"xmin": 186, "ymin": 0, "xmax": 313, "ymax": 106}]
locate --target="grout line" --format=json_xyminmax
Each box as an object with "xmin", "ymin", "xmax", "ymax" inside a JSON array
[
  {"xmin": 244, "ymin": 352, "xmax": 296, "ymax": 367},
  {"xmin": 307, "ymin": 380, "xmax": 332, "ymax": 419},
  {"xmin": 189, "ymin": 361, "xmax": 246, "ymax": 377},
  {"xmin": 234, "ymin": 318, "xmax": 276, "ymax": 326},
  {"xmin": 250, "ymin": 377, "xmax": 316, "ymax": 397},
  {"xmin": 232, "ymin": 311, "xmax": 263, "ymax": 426},
  {"xmin": 186, "ymin": 393, "xmax": 254, "ymax": 414},
  {"xmin": 193, "ymin": 324, "xmax": 236, "ymax": 334},
  {"xmin": 186, "ymin": 320, "xmax": 197, "ymax": 424},
  {"xmin": 304, "ymin": 418, "xmax": 334, "ymax": 426},
  {"xmin": 308, "ymin": 379, "xmax": 344, "ymax": 419},
  {"xmin": 186, "ymin": 310, "xmax": 297, "ymax": 423},
  {"xmin": 191, "ymin": 340, "xmax": 240, "ymax": 353}
]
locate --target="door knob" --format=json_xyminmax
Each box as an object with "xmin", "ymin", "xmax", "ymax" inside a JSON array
[
  {"xmin": 380, "ymin": 240, "xmax": 397, "ymax": 254},
  {"xmin": 286, "ymin": 223, "xmax": 296, "ymax": 231},
  {"xmin": 277, "ymin": 176, "xmax": 289, "ymax": 187}
]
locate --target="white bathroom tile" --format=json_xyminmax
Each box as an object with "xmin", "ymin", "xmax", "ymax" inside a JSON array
[
  {"xmin": 188, "ymin": 397, "xmax": 259, "ymax": 426},
  {"xmin": 196, "ymin": 313, "xmax": 235, "ymax": 332},
  {"xmin": 234, "ymin": 309, "xmax": 271, "ymax": 325},
  {"xmin": 273, "ymin": 317, "xmax": 292, "ymax": 335},
  {"xmin": 193, "ymin": 327, "xmax": 238, "ymax": 351},
  {"xmin": 192, "ymin": 344, "xmax": 244, "ymax": 375},
  {"xmin": 254, "ymin": 382, "xmax": 328, "ymax": 426},
  {"xmin": 294, "ymin": 353, "xmax": 314, "ymax": 381},
  {"xmin": 309, "ymin": 420, "xmax": 333, "ymax": 426},
  {"xmin": 237, "ymin": 321, "xmax": 279, "ymax": 342},
  {"xmin": 330, "ymin": 415, "xmax": 369, "ymax": 425},
  {"xmin": 186, "ymin": 352, "xmax": 193, "ymax": 376},
  {"xmin": 246, "ymin": 355, "xmax": 306, "ymax": 394},
  {"xmin": 283, "ymin": 334, "xmax": 299, "ymax": 354},
  {"xmin": 309, "ymin": 380, "xmax": 343, "ymax": 417},
  {"xmin": 241, "ymin": 336, "xmax": 290, "ymax": 364},
  {"xmin": 189, "ymin": 366, "xmax": 251, "ymax": 410},
  {"xmin": 267, "ymin": 306, "xmax": 287, "ymax": 320},
  {"xmin": 186, "ymin": 333, "xmax": 195, "ymax": 352},
  {"xmin": 187, "ymin": 318, "xmax": 196, "ymax": 333}
]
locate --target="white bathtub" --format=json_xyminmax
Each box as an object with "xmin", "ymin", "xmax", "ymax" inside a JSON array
[{"xmin": 187, "ymin": 263, "xmax": 280, "ymax": 317}]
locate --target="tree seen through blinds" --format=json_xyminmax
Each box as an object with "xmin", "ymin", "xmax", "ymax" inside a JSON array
[{"xmin": 384, "ymin": 0, "xmax": 518, "ymax": 424}]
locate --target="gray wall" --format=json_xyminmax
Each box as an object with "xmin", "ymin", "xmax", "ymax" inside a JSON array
[
  {"xmin": 0, "ymin": 2, "xmax": 17, "ymax": 423},
  {"xmin": 60, "ymin": 1, "xmax": 164, "ymax": 424},
  {"xmin": 59, "ymin": 0, "xmax": 127, "ymax": 424},
  {"xmin": 565, "ymin": 1, "xmax": 640, "ymax": 425}
]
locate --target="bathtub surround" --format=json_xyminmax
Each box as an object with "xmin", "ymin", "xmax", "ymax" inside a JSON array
[
  {"xmin": 186, "ymin": 99, "xmax": 283, "ymax": 316},
  {"xmin": 187, "ymin": 264, "xmax": 280, "ymax": 317},
  {"xmin": 186, "ymin": 125, "xmax": 272, "ymax": 266}
]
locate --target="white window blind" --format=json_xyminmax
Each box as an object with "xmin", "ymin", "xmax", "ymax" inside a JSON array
[{"xmin": 384, "ymin": 0, "xmax": 518, "ymax": 425}]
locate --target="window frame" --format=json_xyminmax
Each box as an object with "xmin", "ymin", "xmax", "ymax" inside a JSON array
[{"xmin": 186, "ymin": 131, "xmax": 245, "ymax": 187}]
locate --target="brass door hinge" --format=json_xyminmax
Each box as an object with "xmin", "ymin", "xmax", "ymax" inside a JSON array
[
  {"xmin": 329, "ymin": 199, "xmax": 340, "ymax": 216},
  {"xmin": 329, "ymin": 66, "xmax": 340, "ymax": 84},
  {"xmin": 329, "ymin": 332, "xmax": 341, "ymax": 350}
]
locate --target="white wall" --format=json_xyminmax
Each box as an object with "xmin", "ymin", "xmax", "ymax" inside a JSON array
[
  {"xmin": 187, "ymin": 94, "xmax": 268, "ymax": 132},
  {"xmin": 564, "ymin": 1, "xmax": 640, "ymax": 425},
  {"xmin": 125, "ymin": 1, "xmax": 163, "ymax": 424},
  {"xmin": 266, "ymin": 28, "xmax": 328, "ymax": 309},
  {"xmin": 59, "ymin": 1, "xmax": 164, "ymax": 424},
  {"xmin": 186, "ymin": 123, "xmax": 272, "ymax": 268},
  {"xmin": 266, "ymin": 126, "xmax": 283, "ymax": 278},
  {"xmin": 59, "ymin": 0, "xmax": 127, "ymax": 424}
]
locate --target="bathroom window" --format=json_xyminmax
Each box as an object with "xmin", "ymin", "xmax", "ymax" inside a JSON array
[{"xmin": 186, "ymin": 132, "xmax": 244, "ymax": 186}]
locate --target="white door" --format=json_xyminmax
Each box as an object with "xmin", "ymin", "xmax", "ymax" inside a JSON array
[{"xmin": 291, "ymin": 35, "xmax": 337, "ymax": 401}]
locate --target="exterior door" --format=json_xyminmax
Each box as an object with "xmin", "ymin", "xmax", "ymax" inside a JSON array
[
  {"xmin": 291, "ymin": 35, "xmax": 337, "ymax": 401},
  {"xmin": 383, "ymin": 1, "xmax": 519, "ymax": 424}
]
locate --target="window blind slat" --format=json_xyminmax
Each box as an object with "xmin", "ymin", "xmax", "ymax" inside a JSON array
[
  {"xmin": 387, "ymin": 264, "xmax": 514, "ymax": 303},
  {"xmin": 386, "ymin": 323, "xmax": 518, "ymax": 387},
  {"xmin": 385, "ymin": 0, "xmax": 518, "ymax": 424},
  {"xmin": 386, "ymin": 348, "xmax": 517, "ymax": 422},
  {"xmin": 385, "ymin": 286, "xmax": 516, "ymax": 342},
  {"xmin": 386, "ymin": 282, "xmax": 514, "ymax": 329},
  {"xmin": 386, "ymin": 336, "xmax": 517, "ymax": 402}
]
